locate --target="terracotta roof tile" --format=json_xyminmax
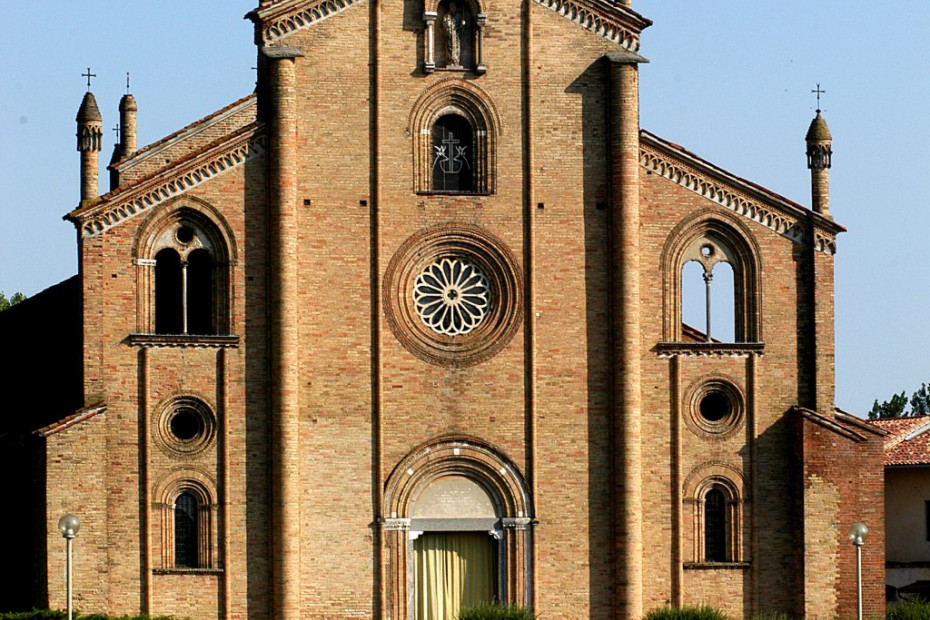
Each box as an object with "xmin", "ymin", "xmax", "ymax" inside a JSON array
[{"xmin": 869, "ymin": 415, "xmax": 930, "ymax": 466}]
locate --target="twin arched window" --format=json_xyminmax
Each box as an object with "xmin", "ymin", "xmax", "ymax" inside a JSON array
[
  {"xmin": 135, "ymin": 203, "xmax": 234, "ymax": 337},
  {"xmin": 154, "ymin": 241, "xmax": 214, "ymax": 335},
  {"xmin": 663, "ymin": 216, "xmax": 761, "ymax": 344}
]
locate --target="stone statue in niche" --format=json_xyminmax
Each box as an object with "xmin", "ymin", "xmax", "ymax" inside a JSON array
[{"xmin": 439, "ymin": 0, "xmax": 473, "ymax": 68}]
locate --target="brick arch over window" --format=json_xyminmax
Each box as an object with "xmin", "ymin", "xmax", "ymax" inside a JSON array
[
  {"xmin": 382, "ymin": 438, "xmax": 532, "ymax": 619},
  {"xmin": 133, "ymin": 196, "xmax": 236, "ymax": 336},
  {"xmin": 409, "ymin": 80, "xmax": 500, "ymax": 195},
  {"xmin": 683, "ymin": 463, "xmax": 746, "ymax": 565},
  {"xmin": 153, "ymin": 470, "xmax": 218, "ymax": 569},
  {"xmin": 660, "ymin": 210, "xmax": 763, "ymax": 343}
]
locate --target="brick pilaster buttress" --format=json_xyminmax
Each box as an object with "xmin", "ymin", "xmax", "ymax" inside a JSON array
[
  {"xmin": 263, "ymin": 45, "xmax": 304, "ymax": 620},
  {"xmin": 609, "ymin": 57, "xmax": 643, "ymax": 620}
]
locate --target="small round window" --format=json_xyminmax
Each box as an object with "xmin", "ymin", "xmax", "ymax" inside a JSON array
[
  {"xmin": 686, "ymin": 379, "xmax": 744, "ymax": 438},
  {"xmin": 154, "ymin": 397, "xmax": 216, "ymax": 456}
]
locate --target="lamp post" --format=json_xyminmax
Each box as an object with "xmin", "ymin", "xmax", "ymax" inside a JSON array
[
  {"xmin": 58, "ymin": 514, "xmax": 81, "ymax": 620},
  {"xmin": 847, "ymin": 522, "xmax": 868, "ymax": 620}
]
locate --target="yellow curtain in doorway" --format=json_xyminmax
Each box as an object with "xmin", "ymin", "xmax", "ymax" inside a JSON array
[{"xmin": 414, "ymin": 532, "xmax": 496, "ymax": 620}]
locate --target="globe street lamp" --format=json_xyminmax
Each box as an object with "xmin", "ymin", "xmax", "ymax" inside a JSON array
[
  {"xmin": 58, "ymin": 514, "xmax": 80, "ymax": 620},
  {"xmin": 847, "ymin": 522, "xmax": 868, "ymax": 620}
]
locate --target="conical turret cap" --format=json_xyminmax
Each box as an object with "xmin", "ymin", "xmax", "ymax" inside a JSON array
[
  {"xmin": 806, "ymin": 110, "xmax": 832, "ymax": 142},
  {"xmin": 76, "ymin": 91, "xmax": 102, "ymax": 123}
]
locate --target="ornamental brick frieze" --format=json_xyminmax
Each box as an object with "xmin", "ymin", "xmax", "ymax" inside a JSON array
[
  {"xmin": 254, "ymin": 0, "xmax": 366, "ymax": 44},
  {"xmin": 74, "ymin": 131, "xmax": 265, "ymax": 238},
  {"xmin": 531, "ymin": 0, "xmax": 646, "ymax": 51},
  {"xmin": 640, "ymin": 143, "xmax": 838, "ymax": 255}
]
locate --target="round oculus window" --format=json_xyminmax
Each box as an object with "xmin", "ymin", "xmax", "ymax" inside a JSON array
[
  {"xmin": 413, "ymin": 258, "xmax": 489, "ymax": 336},
  {"xmin": 154, "ymin": 397, "xmax": 216, "ymax": 457},
  {"xmin": 685, "ymin": 378, "xmax": 744, "ymax": 439}
]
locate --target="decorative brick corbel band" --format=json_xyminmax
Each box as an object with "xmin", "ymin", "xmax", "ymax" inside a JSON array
[
  {"xmin": 71, "ymin": 129, "xmax": 265, "ymax": 237},
  {"xmin": 640, "ymin": 142, "xmax": 839, "ymax": 255},
  {"xmin": 531, "ymin": 0, "xmax": 647, "ymax": 52},
  {"xmin": 256, "ymin": 0, "xmax": 366, "ymax": 44}
]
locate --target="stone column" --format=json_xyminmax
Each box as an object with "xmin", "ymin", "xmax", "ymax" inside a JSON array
[
  {"xmin": 608, "ymin": 54, "xmax": 643, "ymax": 620},
  {"xmin": 424, "ymin": 12, "xmax": 437, "ymax": 72},
  {"xmin": 263, "ymin": 44, "xmax": 304, "ymax": 620}
]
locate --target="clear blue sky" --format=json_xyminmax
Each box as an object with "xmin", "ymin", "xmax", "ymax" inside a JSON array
[{"xmin": 1, "ymin": 2, "xmax": 927, "ymax": 416}]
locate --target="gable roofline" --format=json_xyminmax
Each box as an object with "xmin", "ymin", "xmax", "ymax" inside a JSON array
[
  {"xmin": 67, "ymin": 122, "xmax": 266, "ymax": 236},
  {"xmin": 33, "ymin": 403, "xmax": 107, "ymax": 438},
  {"xmin": 112, "ymin": 94, "xmax": 257, "ymax": 174},
  {"xmin": 640, "ymin": 130, "xmax": 845, "ymax": 254},
  {"xmin": 793, "ymin": 406, "xmax": 874, "ymax": 443},
  {"xmin": 248, "ymin": 0, "xmax": 651, "ymax": 51}
]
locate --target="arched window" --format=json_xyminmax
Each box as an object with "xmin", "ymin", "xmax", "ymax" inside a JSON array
[
  {"xmin": 680, "ymin": 250, "xmax": 736, "ymax": 342},
  {"xmin": 662, "ymin": 214, "xmax": 761, "ymax": 344},
  {"xmin": 431, "ymin": 114, "xmax": 474, "ymax": 192},
  {"xmin": 704, "ymin": 488, "xmax": 727, "ymax": 562},
  {"xmin": 410, "ymin": 82, "xmax": 499, "ymax": 195},
  {"xmin": 174, "ymin": 492, "xmax": 199, "ymax": 568},
  {"xmin": 155, "ymin": 474, "xmax": 217, "ymax": 570},
  {"xmin": 684, "ymin": 471, "xmax": 744, "ymax": 566},
  {"xmin": 135, "ymin": 202, "xmax": 234, "ymax": 337}
]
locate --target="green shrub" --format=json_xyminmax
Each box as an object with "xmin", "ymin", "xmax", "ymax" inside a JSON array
[
  {"xmin": 457, "ymin": 603, "xmax": 537, "ymax": 620},
  {"xmin": 888, "ymin": 598, "xmax": 930, "ymax": 620},
  {"xmin": 642, "ymin": 604, "xmax": 729, "ymax": 620}
]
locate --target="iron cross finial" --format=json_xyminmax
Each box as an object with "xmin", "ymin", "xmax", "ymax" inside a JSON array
[
  {"xmin": 82, "ymin": 67, "xmax": 97, "ymax": 91},
  {"xmin": 126, "ymin": 72, "xmax": 131, "ymax": 93},
  {"xmin": 812, "ymin": 83, "xmax": 826, "ymax": 111},
  {"xmin": 113, "ymin": 124, "xmax": 121, "ymax": 142}
]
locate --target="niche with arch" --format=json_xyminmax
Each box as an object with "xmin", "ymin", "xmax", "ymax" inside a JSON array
[{"xmin": 422, "ymin": 0, "xmax": 487, "ymax": 73}]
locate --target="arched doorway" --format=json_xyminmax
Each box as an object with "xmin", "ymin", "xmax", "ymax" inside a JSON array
[{"xmin": 383, "ymin": 439, "xmax": 532, "ymax": 620}]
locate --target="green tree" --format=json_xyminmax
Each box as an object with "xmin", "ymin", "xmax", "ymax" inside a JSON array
[
  {"xmin": 0, "ymin": 291, "xmax": 26, "ymax": 312},
  {"xmin": 869, "ymin": 383, "xmax": 930, "ymax": 419},
  {"xmin": 911, "ymin": 383, "xmax": 930, "ymax": 416}
]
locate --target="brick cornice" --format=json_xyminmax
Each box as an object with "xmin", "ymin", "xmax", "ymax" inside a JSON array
[
  {"xmin": 67, "ymin": 125, "xmax": 265, "ymax": 237},
  {"xmin": 250, "ymin": 0, "xmax": 649, "ymax": 51},
  {"xmin": 641, "ymin": 131, "xmax": 842, "ymax": 255},
  {"xmin": 250, "ymin": 0, "xmax": 367, "ymax": 44},
  {"xmin": 532, "ymin": 0, "xmax": 650, "ymax": 52}
]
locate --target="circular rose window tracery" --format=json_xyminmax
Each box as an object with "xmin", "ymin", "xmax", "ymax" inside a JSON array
[
  {"xmin": 414, "ymin": 258, "xmax": 489, "ymax": 336},
  {"xmin": 384, "ymin": 224, "xmax": 523, "ymax": 368}
]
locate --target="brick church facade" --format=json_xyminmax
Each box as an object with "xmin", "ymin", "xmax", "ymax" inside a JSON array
[{"xmin": 1, "ymin": 1, "xmax": 886, "ymax": 619}]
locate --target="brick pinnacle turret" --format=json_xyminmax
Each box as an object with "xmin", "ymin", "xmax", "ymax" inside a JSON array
[
  {"xmin": 76, "ymin": 91, "xmax": 103, "ymax": 203},
  {"xmin": 806, "ymin": 109, "xmax": 832, "ymax": 218}
]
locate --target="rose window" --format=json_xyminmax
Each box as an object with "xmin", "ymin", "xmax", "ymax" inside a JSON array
[{"xmin": 413, "ymin": 258, "xmax": 489, "ymax": 336}]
